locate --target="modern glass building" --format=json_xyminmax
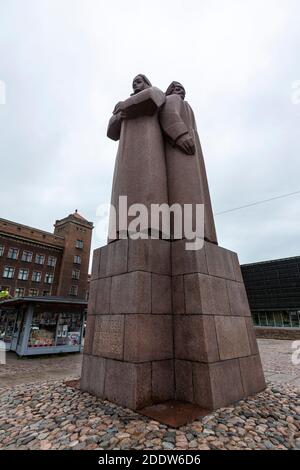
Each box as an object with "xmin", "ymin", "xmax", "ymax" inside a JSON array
[{"xmin": 241, "ymin": 256, "xmax": 300, "ymax": 329}]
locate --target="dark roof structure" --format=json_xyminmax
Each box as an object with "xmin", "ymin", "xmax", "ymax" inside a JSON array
[{"xmin": 0, "ymin": 296, "xmax": 88, "ymax": 308}]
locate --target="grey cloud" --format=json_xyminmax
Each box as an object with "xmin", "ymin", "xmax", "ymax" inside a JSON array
[{"xmin": 0, "ymin": 0, "xmax": 299, "ymax": 267}]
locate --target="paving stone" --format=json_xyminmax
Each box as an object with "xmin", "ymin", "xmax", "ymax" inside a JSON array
[{"xmin": 1, "ymin": 339, "xmax": 299, "ymax": 451}]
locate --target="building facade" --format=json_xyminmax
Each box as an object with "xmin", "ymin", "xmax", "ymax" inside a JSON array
[
  {"xmin": 0, "ymin": 211, "xmax": 93, "ymax": 300},
  {"xmin": 242, "ymin": 256, "xmax": 300, "ymax": 329}
]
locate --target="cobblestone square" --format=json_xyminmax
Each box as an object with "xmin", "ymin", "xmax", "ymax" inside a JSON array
[{"xmin": 0, "ymin": 339, "xmax": 299, "ymax": 450}]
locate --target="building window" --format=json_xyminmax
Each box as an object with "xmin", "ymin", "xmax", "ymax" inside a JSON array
[
  {"xmin": 69, "ymin": 285, "xmax": 78, "ymax": 296},
  {"xmin": 15, "ymin": 287, "xmax": 25, "ymax": 298},
  {"xmin": 253, "ymin": 311, "xmax": 300, "ymax": 329},
  {"xmin": 74, "ymin": 255, "xmax": 81, "ymax": 265},
  {"xmin": 29, "ymin": 288, "xmax": 39, "ymax": 297},
  {"xmin": 45, "ymin": 273, "xmax": 54, "ymax": 284},
  {"xmin": 266, "ymin": 312, "xmax": 275, "ymax": 327},
  {"xmin": 18, "ymin": 269, "xmax": 29, "ymax": 281},
  {"xmin": 282, "ymin": 312, "xmax": 292, "ymax": 328},
  {"xmin": 43, "ymin": 291, "xmax": 50, "ymax": 296},
  {"xmin": 47, "ymin": 256, "xmax": 57, "ymax": 267},
  {"xmin": 290, "ymin": 312, "xmax": 300, "ymax": 328},
  {"xmin": 28, "ymin": 312, "xmax": 58, "ymax": 348},
  {"xmin": 32, "ymin": 271, "xmax": 42, "ymax": 283},
  {"xmin": 7, "ymin": 248, "xmax": 19, "ymax": 260},
  {"xmin": 21, "ymin": 251, "xmax": 33, "ymax": 262},
  {"xmin": 56, "ymin": 313, "xmax": 82, "ymax": 346},
  {"xmin": 76, "ymin": 240, "xmax": 84, "ymax": 249},
  {"xmin": 72, "ymin": 269, "xmax": 80, "ymax": 280},
  {"xmin": 35, "ymin": 254, "xmax": 45, "ymax": 265},
  {"xmin": 252, "ymin": 313, "xmax": 260, "ymax": 326},
  {"xmin": 259, "ymin": 312, "xmax": 268, "ymax": 327},
  {"xmin": 3, "ymin": 267, "xmax": 15, "ymax": 279},
  {"xmin": 0, "ymin": 246, "xmax": 4, "ymax": 257},
  {"xmin": 274, "ymin": 312, "xmax": 283, "ymax": 327}
]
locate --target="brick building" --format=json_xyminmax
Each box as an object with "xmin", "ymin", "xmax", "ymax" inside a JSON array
[{"xmin": 0, "ymin": 211, "xmax": 93, "ymax": 300}]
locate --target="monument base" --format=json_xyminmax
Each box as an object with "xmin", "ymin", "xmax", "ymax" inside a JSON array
[{"xmin": 81, "ymin": 238, "xmax": 266, "ymax": 415}]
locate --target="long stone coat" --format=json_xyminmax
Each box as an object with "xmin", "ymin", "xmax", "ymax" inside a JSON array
[
  {"xmin": 159, "ymin": 94, "xmax": 218, "ymax": 244},
  {"xmin": 107, "ymin": 87, "xmax": 168, "ymax": 240}
]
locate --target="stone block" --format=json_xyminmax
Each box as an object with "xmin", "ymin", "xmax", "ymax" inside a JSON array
[
  {"xmin": 227, "ymin": 280, "xmax": 251, "ymax": 317},
  {"xmin": 91, "ymin": 248, "xmax": 101, "ymax": 280},
  {"xmin": 192, "ymin": 362, "xmax": 214, "ymax": 409},
  {"xmin": 175, "ymin": 360, "xmax": 194, "ymax": 402},
  {"xmin": 209, "ymin": 359, "xmax": 245, "ymax": 409},
  {"xmin": 80, "ymin": 354, "xmax": 92, "ymax": 392},
  {"xmin": 88, "ymin": 356, "xmax": 106, "ymax": 397},
  {"xmin": 172, "ymin": 275, "xmax": 185, "ymax": 314},
  {"xmin": 94, "ymin": 277, "xmax": 111, "ymax": 315},
  {"xmin": 110, "ymin": 271, "xmax": 151, "ymax": 314},
  {"xmin": 210, "ymin": 276, "xmax": 231, "ymax": 315},
  {"xmin": 174, "ymin": 315, "xmax": 219, "ymax": 362},
  {"xmin": 215, "ymin": 316, "xmax": 251, "ymax": 360},
  {"xmin": 231, "ymin": 252, "xmax": 244, "ymax": 283},
  {"xmin": 172, "ymin": 239, "xmax": 208, "ymax": 276},
  {"xmin": 239, "ymin": 355, "xmax": 266, "ymax": 396},
  {"xmin": 193, "ymin": 360, "xmax": 245, "ymax": 409},
  {"xmin": 152, "ymin": 274, "xmax": 172, "ymax": 314},
  {"xmin": 184, "ymin": 274, "xmax": 230, "ymax": 316},
  {"xmin": 104, "ymin": 360, "xmax": 152, "ymax": 410},
  {"xmin": 128, "ymin": 239, "xmax": 171, "ymax": 275},
  {"xmin": 83, "ymin": 315, "xmax": 95, "ymax": 355},
  {"xmin": 99, "ymin": 240, "xmax": 128, "ymax": 278},
  {"xmin": 92, "ymin": 315, "xmax": 124, "ymax": 360},
  {"xmin": 81, "ymin": 355, "xmax": 106, "ymax": 397},
  {"xmin": 184, "ymin": 274, "xmax": 207, "ymax": 315},
  {"xmin": 87, "ymin": 280, "xmax": 98, "ymax": 316},
  {"xmin": 124, "ymin": 315, "xmax": 173, "ymax": 362},
  {"xmin": 152, "ymin": 360, "xmax": 174, "ymax": 403},
  {"xmin": 245, "ymin": 317, "xmax": 259, "ymax": 355},
  {"xmin": 205, "ymin": 243, "xmax": 235, "ymax": 280}
]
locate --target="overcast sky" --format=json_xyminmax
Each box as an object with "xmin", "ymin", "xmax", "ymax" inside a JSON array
[{"xmin": 0, "ymin": 0, "xmax": 299, "ymax": 267}]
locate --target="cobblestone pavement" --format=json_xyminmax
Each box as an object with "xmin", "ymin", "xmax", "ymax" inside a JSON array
[
  {"xmin": 0, "ymin": 352, "xmax": 82, "ymax": 389},
  {"xmin": 1, "ymin": 339, "xmax": 300, "ymax": 389},
  {"xmin": 259, "ymin": 339, "xmax": 300, "ymax": 387},
  {"xmin": 0, "ymin": 380, "xmax": 299, "ymax": 450},
  {"xmin": 0, "ymin": 339, "xmax": 300, "ymax": 450}
]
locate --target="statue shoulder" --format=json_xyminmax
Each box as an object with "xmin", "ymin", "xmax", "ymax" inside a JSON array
[
  {"xmin": 162, "ymin": 94, "xmax": 185, "ymax": 113},
  {"xmin": 133, "ymin": 87, "xmax": 165, "ymax": 108},
  {"xmin": 166, "ymin": 94, "xmax": 182, "ymax": 103},
  {"xmin": 149, "ymin": 87, "xmax": 166, "ymax": 105},
  {"xmin": 121, "ymin": 87, "xmax": 166, "ymax": 118}
]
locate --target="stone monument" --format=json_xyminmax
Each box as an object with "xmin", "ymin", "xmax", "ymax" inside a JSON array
[{"xmin": 81, "ymin": 76, "xmax": 265, "ymax": 422}]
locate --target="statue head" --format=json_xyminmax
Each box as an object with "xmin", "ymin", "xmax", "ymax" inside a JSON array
[
  {"xmin": 166, "ymin": 81, "xmax": 186, "ymax": 100},
  {"xmin": 132, "ymin": 74, "xmax": 152, "ymax": 95}
]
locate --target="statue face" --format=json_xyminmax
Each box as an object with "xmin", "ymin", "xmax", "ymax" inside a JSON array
[
  {"xmin": 172, "ymin": 85, "xmax": 186, "ymax": 100},
  {"xmin": 132, "ymin": 76, "xmax": 148, "ymax": 94}
]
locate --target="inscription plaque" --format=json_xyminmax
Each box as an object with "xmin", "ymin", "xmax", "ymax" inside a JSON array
[{"xmin": 93, "ymin": 315, "xmax": 124, "ymax": 360}]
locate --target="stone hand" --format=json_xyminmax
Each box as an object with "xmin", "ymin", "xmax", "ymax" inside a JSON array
[
  {"xmin": 113, "ymin": 102, "xmax": 124, "ymax": 114},
  {"xmin": 176, "ymin": 134, "xmax": 196, "ymax": 155},
  {"xmin": 113, "ymin": 102, "xmax": 127, "ymax": 119}
]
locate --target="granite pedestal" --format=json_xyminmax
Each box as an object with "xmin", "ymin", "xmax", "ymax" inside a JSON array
[{"xmin": 81, "ymin": 238, "xmax": 265, "ymax": 414}]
